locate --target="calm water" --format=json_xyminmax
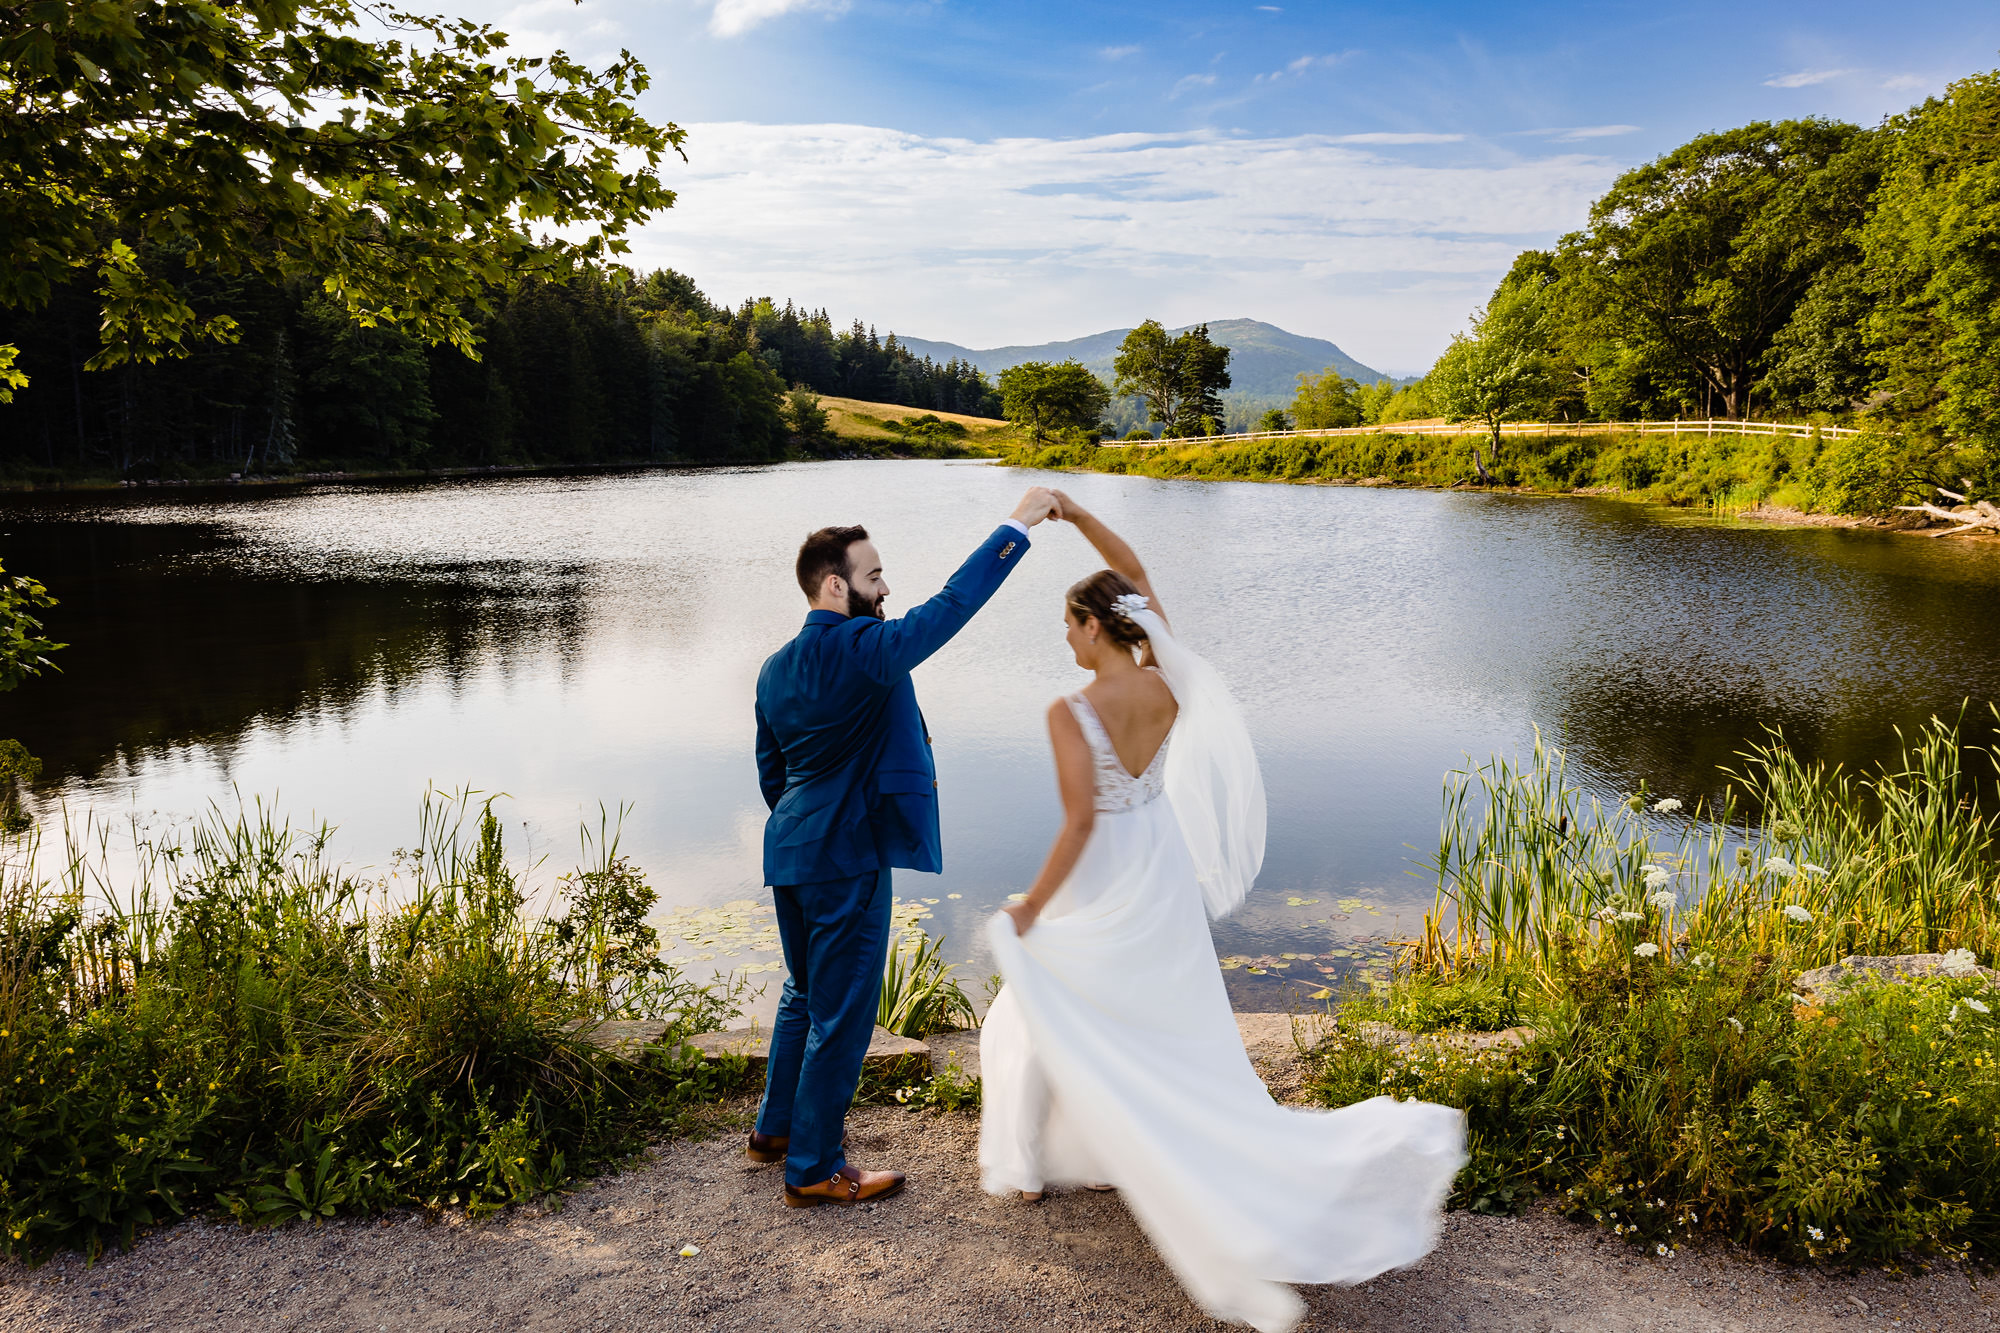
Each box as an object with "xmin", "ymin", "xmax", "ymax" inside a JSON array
[{"xmin": 5, "ymin": 462, "xmax": 1999, "ymax": 1009}]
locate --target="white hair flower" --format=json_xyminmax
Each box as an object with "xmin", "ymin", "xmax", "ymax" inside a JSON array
[
  {"xmin": 1652, "ymin": 798, "xmax": 1683, "ymax": 814},
  {"xmin": 1110, "ymin": 592, "xmax": 1150, "ymax": 620},
  {"xmin": 1781, "ymin": 904, "xmax": 1813, "ymax": 924},
  {"xmin": 1633, "ymin": 942, "xmax": 1660, "ymax": 958}
]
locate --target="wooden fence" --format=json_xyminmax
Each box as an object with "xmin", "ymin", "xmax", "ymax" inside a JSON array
[{"xmin": 1100, "ymin": 418, "xmax": 1860, "ymax": 449}]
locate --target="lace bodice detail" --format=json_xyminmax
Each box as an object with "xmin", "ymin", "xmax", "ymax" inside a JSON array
[{"xmin": 1065, "ymin": 688, "xmax": 1173, "ymax": 813}]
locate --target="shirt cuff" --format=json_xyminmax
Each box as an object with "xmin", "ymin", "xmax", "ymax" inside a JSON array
[{"xmin": 1000, "ymin": 518, "xmax": 1030, "ymax": 537}]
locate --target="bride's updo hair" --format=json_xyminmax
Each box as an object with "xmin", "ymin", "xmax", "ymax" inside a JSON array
[{"xmin": 1067, "ymin": 569, "xmax": 1152, "ymax": 661}]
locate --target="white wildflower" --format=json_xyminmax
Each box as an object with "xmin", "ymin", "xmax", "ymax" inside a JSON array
[
  {"xmin": 1616, "ymin": 910, "xmax": 1645, "ymax": 923},
  {"xmin": 1656, "ymin": 1243, "xmax": 1671, "ymax": 1256},
  {"xmin": 1653, "ymin": 798, "xmax": 1683, "ymax": 814},
  {"xmin": 1648, "ymin": 889, "xmax": 1678, "ymax": 912},
  {"xmin": 1763, "ymin": 856, "xmax": 1797, "ymax": 878},
  {"xmin": 1967, "ymin": 998, "xmax": 1991, "ymax": 1015},
  {"xmin": 1939, "ymin": 948, "xmax": 1979, "ymax": 976},
  {"xmin": 1801, "ymin": 863, "xmax": 1827, "ymax": 877},
  {"xmin": 1781, "ymin": 903, "xmax": 1813, "ymax": 924},
  {"xmin": 1725, "ymin": 1017, "xmax": 1744, "ymax": 1032},
  {"xmin": 1807, "ymin": 1226, "xmax": 1824, "ymax": 1242},
  {"xmin": 678, "ymin": 1244, "xmax": 701, "ymax": 1258},
  {"xmin": 1633, "ymin": 942, "xmax": 1660, "ymax": 958},
  {"xmin": 1642, "ymin": 866, "xmax": 1672, "ymax": 892},
  {"xmin": 1690, "ymin": 952, "xmax": 1715, "ymax": 970},
  {"xmin": 1592, "ymin": 906, "xmax": 1619, "ymax": 923}
]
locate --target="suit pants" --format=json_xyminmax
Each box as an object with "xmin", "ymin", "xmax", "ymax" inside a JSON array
[{"xmin": 755, "ymin": 865, "xmax": 893, "ymax": 1186}]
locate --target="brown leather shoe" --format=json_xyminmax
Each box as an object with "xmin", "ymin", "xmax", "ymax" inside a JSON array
[
  {"xmin": 783, "ymin": 1164, "xmax": 906, "ymax": 1208},
  {"xmin": 746, "ymin": 1129, "xmax": 847, "ymax": 1164}
]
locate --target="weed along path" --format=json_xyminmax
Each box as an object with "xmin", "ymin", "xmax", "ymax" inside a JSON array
[{"xmin": 3, "ymin": 1029, "xmax": 1992, "ymax": 1333}]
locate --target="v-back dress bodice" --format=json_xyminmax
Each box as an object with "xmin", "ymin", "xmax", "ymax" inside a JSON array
[{"xmin": 1064, "ymin": 683, "xmax": 1173, "ymax": 814}]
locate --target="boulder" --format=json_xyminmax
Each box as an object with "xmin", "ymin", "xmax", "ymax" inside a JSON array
[
  {"xmin": 1354, "ymin": 1021, "xmax": 1536, "ymax": 1055},
  {"xmin": 1792, "ymin": 952, "xmax": 1998, "ymax": 1007},
  {"xmin": 683, "ymin": 1024, "xmax": 930, "ymax": 1069}
]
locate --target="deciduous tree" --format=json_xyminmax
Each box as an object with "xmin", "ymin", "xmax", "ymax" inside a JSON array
[
  {"xmin": 997, "ymin": 360, "xmax": 1110, "ymax": 441},
  {"xmin": 0, "ymin": 0, "xmax": 683, "ymax": 390},
  {"xmin": 1430, "ymin": 283, "xmax": 1552, "ymax": 477}
]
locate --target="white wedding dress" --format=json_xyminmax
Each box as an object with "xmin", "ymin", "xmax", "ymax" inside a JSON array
[{"xmin": 980, "ymin": 609, "xmax": 1467, "ymax": 1333}]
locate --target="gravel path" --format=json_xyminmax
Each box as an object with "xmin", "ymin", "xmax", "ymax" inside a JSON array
[
  {"xmin": 3, "ymin": 1103, "xmax": 1993, "ymax": 1333},
  {"xmin": 3, "ymin": 1025, "xmax": 1994, "ymax": 1333}
]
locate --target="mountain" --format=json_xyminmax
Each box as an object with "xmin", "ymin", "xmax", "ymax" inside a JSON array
[{"xmin": 896, "ymin": 319, "xmax": 1392, "ymax": 400}]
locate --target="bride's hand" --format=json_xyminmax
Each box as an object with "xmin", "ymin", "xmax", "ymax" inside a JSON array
[
  {"xmin": 1003, "ymin": 901, "xmax": 1039, "ymax": 936},
  {"xmin": 1049, "ymin": 489, "xmax": 1084, "ymax": 522}
]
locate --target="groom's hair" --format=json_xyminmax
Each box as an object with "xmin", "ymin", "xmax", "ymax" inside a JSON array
[{"xmin": 796, "ymin": 525, "xmax": 870, "ymax": 599}]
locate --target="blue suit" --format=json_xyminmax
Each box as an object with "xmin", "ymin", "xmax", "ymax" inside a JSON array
[{"xmin": 752, "ymin": 523, "xmax": 1030, "ymax": 1185}]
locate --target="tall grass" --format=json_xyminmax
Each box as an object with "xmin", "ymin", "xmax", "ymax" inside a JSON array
[
  {"xmin": 0, "ymin": 792, "xmax": 745, "ymax": 1262},
  {"xmin": 1417, "ymin": 712, "xmax": 2000, "ymax": 985},
  {"xmin": 1309, "ymin": 710, "xmax": 2000, "ymax": 1265}
]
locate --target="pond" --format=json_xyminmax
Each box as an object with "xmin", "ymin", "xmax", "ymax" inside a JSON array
[{"xmin": 4, "ymin": 461, "xmax": 1998, "ymax": 1011}]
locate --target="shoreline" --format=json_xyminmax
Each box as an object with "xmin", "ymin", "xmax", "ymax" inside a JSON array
[{"xmin": 1018, "ymin": 460, "xmax": 2000, "ymax": 543}]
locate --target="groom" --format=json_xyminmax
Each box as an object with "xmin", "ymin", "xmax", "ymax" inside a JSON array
[{"xmin": 750, "ymin": 487, "xmax": 1061, "ymax": 1206}]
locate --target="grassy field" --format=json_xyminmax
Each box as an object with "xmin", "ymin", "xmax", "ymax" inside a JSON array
[{"xmin": 818, "ymin": 396, "xmax": 1025, "ymax": 451}]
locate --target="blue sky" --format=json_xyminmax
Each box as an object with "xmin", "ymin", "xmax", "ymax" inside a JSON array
[{"xmin": 461, "ymin": 0, "xmax": 1997, "ymax": 372}]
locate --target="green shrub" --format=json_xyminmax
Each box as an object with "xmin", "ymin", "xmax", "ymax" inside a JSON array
[
  {"xmin": 0, "ymin": 794, "xmax": 750, "ymax": 1262},
  {"xmin": 1387, "ymin": 974, "xmax": 1521, "ymax": 1033},
  {"xmin": 1307, "ymin": 957, "xmax": 2000, "ymax": 1263}
]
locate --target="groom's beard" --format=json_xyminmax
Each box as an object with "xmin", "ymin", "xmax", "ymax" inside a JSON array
[{"xmin": 847, "ymin": 587, "xmax": 886, "ymax": 619}]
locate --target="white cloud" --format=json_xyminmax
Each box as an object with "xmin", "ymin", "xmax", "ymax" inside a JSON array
[
  {"xmin": 1171, "ymin": 73, "xmax": 1220, "ymax": 98},
  {"xmin": 633, "ymin": 123, "xmax": 1624, "ymax": 369},
  {"xmin": 1881, "ymin": 73, "xmax": 1931, "ymax": 92},
  {"xmin": 1255, "ymin": 50, "xmax": 1351, "ymax": 82},
  {"xmin": 1763, "ymin": 68, "xmax": 1853, "ymax": 89},
  {"xmin": 708, "ymin": 0, "xmax": 848, "ymax": 38},
  {"xmin": 1329, "ymin": 132, "xmax": 1465, "ymax": 144},
  {"xmin": 1100, "ymin": 45, "xmax": 1141, "ymax": 60},
  {"xmin": 1514, "ymin": 124, "xmax": 1641, "ymax": 142}
]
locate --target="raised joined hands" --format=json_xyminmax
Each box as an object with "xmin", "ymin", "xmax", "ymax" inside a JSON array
[{"xmin": 1010, "ymin": 487, "xmax": 1064, "ymax": 527}]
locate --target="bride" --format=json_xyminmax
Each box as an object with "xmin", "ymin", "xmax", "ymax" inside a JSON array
[{"xmin": 980, "ymin": 491, "xmax": 1468, "ymax": 1333}]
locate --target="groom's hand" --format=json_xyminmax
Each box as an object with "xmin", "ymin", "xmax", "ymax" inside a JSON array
[{"xmin": 1009, "ymin": 487, "xmax": 1060, "ymax": 527}]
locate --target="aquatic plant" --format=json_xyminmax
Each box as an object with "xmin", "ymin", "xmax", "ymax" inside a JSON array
[
  {"xmin": 878, "ymin": 925, "xmax": 976, "ymax": 1039},
  {"xmin": 1415, "ymin": 710, "xmax": 2000, "ymax": 985}
]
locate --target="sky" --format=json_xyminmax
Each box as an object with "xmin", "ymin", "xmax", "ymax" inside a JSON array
[{"xmin": 443, "ymin": 0, "xmax": 1996, "ymax": 374}]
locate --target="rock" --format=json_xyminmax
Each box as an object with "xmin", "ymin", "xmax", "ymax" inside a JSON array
[
  {"xmin": 1354, "ymin": 1022, "xmax": 1537, "ymax": 1055},
  {"xmin": 878, "ymin": 1013, "xmax": 1327, "ymax": 1086},
  {"xmin": 925, "ymin": 1028, "xmax": 982, "ymax": 1080},
  {"xmin": 574, "ymin": 1019, "xmax": 672, "ymax": 1059},
  {"xmin": 1791, "ymin": 952, "xmax": 1999, "ymax": 1006},
  {"xmin": 682, "ymin": 1024, "xmax": 929, "ymax": 1069}
]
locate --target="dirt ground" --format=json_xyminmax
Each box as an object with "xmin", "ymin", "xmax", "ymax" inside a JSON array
[{"xmin": 3, "ymin": 1025, "xmax": 1995, "ymax": 1333}]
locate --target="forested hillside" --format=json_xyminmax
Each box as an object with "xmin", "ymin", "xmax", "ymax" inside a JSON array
[{"xmin": 0, "ymin": 267, "xmax": 998, "ymax": 481}]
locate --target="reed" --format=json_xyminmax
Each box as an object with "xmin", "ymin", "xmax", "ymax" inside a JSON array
[{"xmin": 1416, "ymin": 711, "xmax": 2000, "ymax": 986}]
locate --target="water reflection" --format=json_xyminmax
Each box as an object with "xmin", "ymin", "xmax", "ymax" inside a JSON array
[{"xmin": 2, "ymin": 466, "xmax": 1996, "ymax": 1010}]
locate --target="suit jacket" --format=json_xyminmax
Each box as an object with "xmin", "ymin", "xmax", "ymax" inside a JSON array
[{"xmin": 755, "ymin": 523, "xmax": 1030, "ymax": 886}]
